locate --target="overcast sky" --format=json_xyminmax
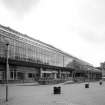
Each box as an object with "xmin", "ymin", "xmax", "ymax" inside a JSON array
[{"xmin": 0, "ymin": 0, "xmax": 105, "ymax": 67}]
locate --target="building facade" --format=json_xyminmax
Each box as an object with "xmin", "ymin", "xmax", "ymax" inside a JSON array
[
  {"xmin": 0, "ymin": 24, "xmax": 102, "ymax": 84},
  {"xmin": 100, "ymin": 62, "xmax": 105, "ymax": 78}
]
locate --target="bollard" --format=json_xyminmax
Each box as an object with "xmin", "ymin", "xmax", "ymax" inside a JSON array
[
  {"xmin": 85, "ymin": 83, "xmax": 89, "ymax": 88},
  {"xmin": 53, "ymin": 86, "xmax": 61, "ymax": 94}
]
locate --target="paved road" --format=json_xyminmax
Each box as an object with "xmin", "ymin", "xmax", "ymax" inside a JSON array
[{"xmin": 0, "ymin": 81, "xmax": 105, "ymax": 105}]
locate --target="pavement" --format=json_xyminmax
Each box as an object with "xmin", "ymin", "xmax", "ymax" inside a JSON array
[
  {"xmin": 0, "ymin": 81, "xmax": 105, "ymax": 105},
  {"xmin": 15, "ymin": 82, "xmax": 39, "ymax": 86}
]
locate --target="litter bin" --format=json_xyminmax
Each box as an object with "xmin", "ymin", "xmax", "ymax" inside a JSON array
[
  {"xmin": 99, "ymin": 81, "xmax": 102, "ymax": 85},
  {"xmin": 85, "ymin": 83, "xmax": 89, "ymax": 88},
  {"xmin": 53, "ymin": 86, "xmax": 61, "ymax": 94}
]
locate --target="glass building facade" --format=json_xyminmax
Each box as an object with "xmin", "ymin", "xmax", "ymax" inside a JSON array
[
  {"xmin": 0, "ymin": 25, "xmax": 102, "ymax": 83},
  {"xmin": 0, "ymin": 26, "xmax": 73, "ymax": 67}
]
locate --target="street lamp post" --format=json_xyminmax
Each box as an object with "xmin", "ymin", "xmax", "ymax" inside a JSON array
[
  {"xmin": 6, "ymin": 43, "xmax": 9, "ymax": 102},
  {"xmin": 63, "ymin": 55, "xmax": 64, "ymax": 67},
  {"xmin": 84, "ymin": 66, "xmax": 90, "ymax": 88}
]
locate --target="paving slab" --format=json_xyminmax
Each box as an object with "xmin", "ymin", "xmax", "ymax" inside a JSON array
[{"xmin": 0, "ymin": 81, "xmax": 105, "ymax": 105}]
